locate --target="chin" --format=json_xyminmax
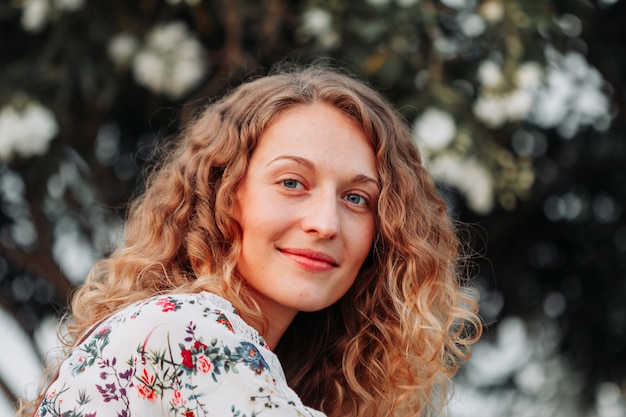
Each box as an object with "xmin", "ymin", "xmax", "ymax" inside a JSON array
[{"xmin": 295, "ymin": 298, "xmax": 340, "ymax": 313}]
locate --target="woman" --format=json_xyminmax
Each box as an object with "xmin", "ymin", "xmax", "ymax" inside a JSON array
[{"xmin": 24, "ymin": 66, "xmax": 481, "ymax": 417}]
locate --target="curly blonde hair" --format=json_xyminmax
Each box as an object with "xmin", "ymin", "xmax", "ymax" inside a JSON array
[{"xmin": 36, "ymin": 66, "xmax": 481, "ymax": 417}]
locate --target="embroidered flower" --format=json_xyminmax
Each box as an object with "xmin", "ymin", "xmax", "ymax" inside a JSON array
[
  {"xmin": 139, "ymin": 368, "xmax": 155, "ymax": 385},
  {"xmin": 71, "ymin": 354, "xmax": 88, "ymax": 375},
  {"xmin": 193, "ymin": 340, "xmax": 207, "ymax": 352},
  {"xmin": 47, "ymin": 389, "xmax": 56, "ymax": 399},
  {"xmin": 237, "ymin": 342, "xmax": 269, "ymax": 375},
  {"xmin": 38, "ymin": 295, "xmax": 308, "ymax": 416},
  {"xmin": 196, "ymin": 354, "xmax": 212, "ymax": 373},
  {"xmin": 95, "ymin": 325, "xmax": 110, "ymax": 339},
  {"xmin": 137, "ymin": 384, "xmax": 156, "ymax": 401},
  {"xmin": 216, "ymin": 312, "xmax": 234, "ymax": 332},
  {"xmin": 156, "ymin": 297, "xmax": 179, "ymax": 312},
  {"xmin": 172, "ymin": 389, "xmax": 184, "ymax": 406},
  {"xmin": 181, "ymin": 349, "xmax": 194, "ymax": 370},
  {"xmin": 136, "ymin": 369, "xmax": 157, "ymax": 401}
]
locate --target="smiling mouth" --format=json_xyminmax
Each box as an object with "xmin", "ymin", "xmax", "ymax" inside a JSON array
[{"xmin": 278, "ymin": 248, "xmax": 339, "ymax": 271}]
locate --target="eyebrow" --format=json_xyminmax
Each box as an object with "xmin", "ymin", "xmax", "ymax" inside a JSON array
[
  {"xmin": 353, "ymin": 174, "xmax": 381, "ymax": 191},
  {"xmin": 266, "ymin": 155, "xmax": 380, "ymax": 191},
  {"xmin": 266, "ymin": 155, "xmax": 315, "ymax": 171}
]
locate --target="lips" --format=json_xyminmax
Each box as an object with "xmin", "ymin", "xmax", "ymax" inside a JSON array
[{"xmin": 278, "ymin": 247, "xmax": 339, "ymax": 271}]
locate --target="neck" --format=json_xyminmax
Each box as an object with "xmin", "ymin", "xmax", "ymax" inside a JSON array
[{"xmin": 253, "ymin": 296, "xmax": 297, "ymax": 350}]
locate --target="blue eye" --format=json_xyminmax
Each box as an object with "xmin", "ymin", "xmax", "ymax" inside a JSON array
[
  {"xmin": 344, "ymin": 193, "xmax": 367, "ymax": 205},
  {"xmin": 282, "ymin": 179, "xmax": 301, "ymax": 189}
]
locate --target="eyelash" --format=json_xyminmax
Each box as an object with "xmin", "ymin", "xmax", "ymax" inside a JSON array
[{"xmin": 281, "ymin": 179, "xmax": 370, "ymax": 206}]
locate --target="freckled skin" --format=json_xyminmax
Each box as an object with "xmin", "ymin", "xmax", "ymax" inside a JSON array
[{"xmin": 234, "ymin": 103, "xmax": 378, "ymax": 347}]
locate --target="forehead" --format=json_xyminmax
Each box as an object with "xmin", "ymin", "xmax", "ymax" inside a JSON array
[
  {"xmin": 258, "ymin": 103, "xmax": 370, "ymax": 148},
  {"xmin": 250, "ymin": 104, "xmax": 376, "ymax": 173}
]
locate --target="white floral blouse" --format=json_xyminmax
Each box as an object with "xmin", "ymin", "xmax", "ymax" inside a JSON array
[{"xmin": 35, "ymin": 292, "xmax": 326, "ymax": 417}]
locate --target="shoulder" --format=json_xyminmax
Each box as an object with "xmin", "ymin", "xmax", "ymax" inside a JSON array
[
  {"xmin": 118, "ymin": 291, "xmax": 237, "ymax": 316},
  {"xmin": 82, "ymin": 292, "xmax": 242, "ymax": 351},
  {"xmin": 42, "ymin": 292, "xmax": 326, "ymax": 417},
  {"xmin": 101, "ymin": 292, "xmax": 237, "ymax": 330}
]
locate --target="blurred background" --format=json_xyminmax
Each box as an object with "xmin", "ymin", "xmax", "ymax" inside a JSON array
[{"xmin": 1, "ymin": 0, "xmax": 625, "ymax": 415}]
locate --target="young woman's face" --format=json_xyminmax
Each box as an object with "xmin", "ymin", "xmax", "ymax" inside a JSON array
[{"xmin": 234, "ymin": 103, "xmax": 378, "ymax": 324}]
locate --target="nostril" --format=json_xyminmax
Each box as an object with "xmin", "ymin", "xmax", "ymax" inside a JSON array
[{"xmin": 301, "ymin": 200, "xmax": 340, "ymax": 238}]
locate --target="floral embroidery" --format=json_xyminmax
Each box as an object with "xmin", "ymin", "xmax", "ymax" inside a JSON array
[
  {"xmin": 181, "ymin": 347, "xmax": 195, "ymax": 370},
  {"xmin": 172, "ymin": 389, "xmax": 184, "ymax": 406},
  {"xmin": 237, "ymin": 342, "xmax": 269, "ymax": 375},
  {"xmin": 136, "ymin": 369, "xmax": 157, "ymax": 401},
  {"xmin": 156, "ymin": 296, "xmax": 183, "ymax": 312},
  {"xmin": 35, "ymin": 293, "xmax": 324, "ymax": 417},
  {"xmin": 217, "ymin": 311, "xmax": 234, "ymax": 332},
  {"xmin": 69, "ymin": 325, "xmax": 111, "ymax": 376},
  {"xmin": 197, "ymin": 354, "xmax": 212, "ymax": 373}
]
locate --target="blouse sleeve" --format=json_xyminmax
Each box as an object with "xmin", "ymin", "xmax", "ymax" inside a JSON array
[{"xmin": 35, "ymin": 293, "xmax": 326, "ymax": 417}]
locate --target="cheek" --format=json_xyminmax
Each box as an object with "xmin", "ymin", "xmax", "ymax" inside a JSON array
[
  {"xmin": 240, "ymin": 202, "xmax": 290, "ymax": 245},
  {"xmin": 352, "ymin": 218, "xmax": 376, "ymax": 265},
  {"xmin": 232, "ymin": 188, "xmax": 245, "ymax": 227}
]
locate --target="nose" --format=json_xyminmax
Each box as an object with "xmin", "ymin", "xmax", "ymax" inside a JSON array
[{"xmin": 301, "ymin": 191, "xmax": 340, "ymax": 239}]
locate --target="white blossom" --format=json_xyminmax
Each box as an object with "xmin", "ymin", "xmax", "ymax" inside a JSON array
[
  {"xmin": 131, "ymin": 21, "xmax": 208, "ymax": 99},
  {"xmin": 429, "ymin": 153, "xmax": 494, "ymax": 214},
  {"xmin": 52, "ymin": 218, "xmax": 97, "ymax": 285},
  {"xmin": 10, "ymin": 217, "xmax": 37, "ymax": 248},
  {"xmin": 474, "ymin": 61, "xmax": 544, "ymax": 127},
  {"xmin": 52, "ymin": 230, "xmax": 96, "ymax": 284},
  {"xmin": 466, "ymin": 317, "xmax": 532, "ymax": 387},
  {"xmin": 531, "ymin": 70, "xmax": 571, "ymax": 128},
  {"xmin": 107, "ymin": 33, "xmax": 140, "ymax": 66},
  {"xmin": 556, "ymin": 13, "xmax": 582, "ymax": 38},
  {"xmin": 133, "ymin": 50, "xmax": 167, "ymax": 94},
  {"xmin": 473, "ymin": 95, "xmax": 507, "ymax": 128},
  {"xmin": 21, "ymin": 0, "xmax": 50, "ymax": 33},
  {"xmin": 14, "ymin": 105, "xmax": 60, "ymax": 157},
  {"xmin": 515, "ymin": 62, "xmax": 543, "ymax": 89},
  {"xmin": 529, "ymin": 50, "xmax": 611, "ymax": 137},
  {"xmin": 147, "ymin": 21, "xmax": 188, "ymax": 50},
  {"xmin": 503, "ymin": 89, "xmax": 534, "ymax": 121},
  {"xmin": 413, "ymin": 108, "xmax": 457, "ymax": 152},
  {"xmin": 434, "ymin": 37, "xmax": 459, "ymax": 58},
  {"xmin": 480, "ymin": 0, "xmax": 504, "ymax": 22},
  {"xmin": 0, "ymin": 168, "xmax": 26, "ymax": 204},
  {"xmin": 478, "ymin": 60, "xmax": 503, "ymax": 88},
  {"xmin": 596, "ymin": 382, "xmax": 625, "ymax": 417},
  {"xmin": 300, "ymin": 8, "xmax": 339, "ymax": 48},
  {"xmin": 169, "ymin": 51, "xmax": 207, "ymax": 99},
  {"xmin": 474, "ymin": 89, "xmax": 535, "ymax": 128},
  {"xmin": 459, "ymin": 14, "xmax": 486, "ymax": 37},
  {"xmin": 20, "ymin": 0, "xmax": 84, "ymax": 32},
  {"xmin": 302, "ymin": 8, "xmax": 332, "ymax": 34},
  {"xmin": 0, "ymin": 101, "xmax": 59, "ymax": 162}
]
